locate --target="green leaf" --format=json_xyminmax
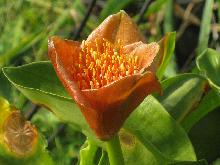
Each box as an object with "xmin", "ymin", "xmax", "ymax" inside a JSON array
[
  {"xmin": 123, "ymin": 96, "xmax": 197, "ymax": 164},
  {"xmin": 196, "ymin": 0, "xmax": 214, "ymax": 55},
  {"xmin": 169, "ymin": 160, "xmax": 207, "ymax": 165},
  {"xmin": 196, "ymin": 48, "xmax": 220, "ymax": 92},
  {"xmin": 3, "ymin": 62, "xmax": 198, "ymax": 164},
  {"xmin": 0, "ymin": 70, "xmax": 27, "ymax": 109},
  {"xmin": 156, "ymin": 32, "xmax": 176, "ymax": 80},
  {"xmin": 156, "ymin": 74, "xmax": 206, "ymax": 122},
  {"xmin": 0, "ymin": 72, "xmax": 12, "ymax": 101},
  {"xmin": 182, "ymin": 89, "xmax": 220, "ymax": 132}
]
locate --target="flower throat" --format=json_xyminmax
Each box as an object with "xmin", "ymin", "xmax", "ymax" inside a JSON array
[{"xmin": 72, "ymin": 39, "xmax": 139, "ymax": 90}]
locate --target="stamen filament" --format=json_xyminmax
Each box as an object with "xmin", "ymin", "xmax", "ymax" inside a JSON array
[{"xmin": 73, "ymin": 39, "xmax": 139, "ymax": 90}]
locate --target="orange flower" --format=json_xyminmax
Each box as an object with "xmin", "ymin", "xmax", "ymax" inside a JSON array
[{"xmin": 48, "ymin": 11, "xmax": 161, "ymax": 140}]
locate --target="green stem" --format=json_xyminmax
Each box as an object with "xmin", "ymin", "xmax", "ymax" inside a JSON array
[{"xmin": 106, "ymin": 134, "xmax": 124, "ymax": 165}]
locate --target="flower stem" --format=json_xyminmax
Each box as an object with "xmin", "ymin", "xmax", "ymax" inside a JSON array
[{"xmin": 106, "ymin": 134, "xmax": 124, "ymax": 165}]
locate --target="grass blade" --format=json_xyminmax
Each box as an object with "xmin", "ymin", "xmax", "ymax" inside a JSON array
[{"xmin": 196, "ymin": 0, "xmax": 214, "ymax": 56}]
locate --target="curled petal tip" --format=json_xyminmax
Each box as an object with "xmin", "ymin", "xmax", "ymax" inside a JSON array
[{"xmin": 86, "ymin": 10, "xmax": 144, "ymax": 48}]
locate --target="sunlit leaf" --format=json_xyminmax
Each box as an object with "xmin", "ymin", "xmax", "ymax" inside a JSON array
[
  {"xmin": 123, "ymin": 96, "xmax": 197, "ymax": 164},
  {"xmin": 156, "ymin": 74, "xmax": 206, "ymax": 122}
]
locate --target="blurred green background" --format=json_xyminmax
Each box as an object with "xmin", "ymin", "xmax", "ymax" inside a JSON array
[{"xmin": 0, "ymin": 0, "xmax": 220, "ymax": 164}]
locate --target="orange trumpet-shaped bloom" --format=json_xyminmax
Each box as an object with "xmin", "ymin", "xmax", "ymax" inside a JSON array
[{"xmin": 48, "ymin": 11, "xmax": 161, "ymax": 140}]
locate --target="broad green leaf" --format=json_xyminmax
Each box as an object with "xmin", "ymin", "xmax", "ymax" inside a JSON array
[
  {"xmin": 196, "ymin": 48, "xmax": 220, "ymax": 92},
  {"xmin": 0, "ymin": 72, "xmax": 12, "ymax": 101},
  {"xmin": 182, "ymin": 89, "xmax": 220, "ymax": 132},
  {"xmin": 156, "ymin": 74, "xmax": 206, "ymax": 122},
  {"xmin": 164, "ymin": 55, "xmax": 177, "ymax": 78},
  {"xmin": 123, "ymin": 96, "xmax": 197, "ymax": 164},
  {"xmin": 189, "ymin": 108, "xmax": 220, "ymax": 163},
  {"xmin": 169, "ymin": 160, "xmax": 207, "ymax": 165},
  {"xmin": 0, "ymin": 71, "xmax": 27, "ymax": 109},
  {"xmin": 119, "ymin": 129, "xmax": 165, "ymax": 165},
  {"xmin": 3, "ymin": 62, "xmax": 198, "ymax": 164},
  {"xmin": 156, "ymin": 32, "xmax": 176, "ymax": 80},
  {"xmin": 196, "ymin": 0, "xmax": 214, "ymax": 55}
]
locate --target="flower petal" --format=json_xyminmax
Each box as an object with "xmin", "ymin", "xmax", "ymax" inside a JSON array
[
  {"xmin": 81, "ymin": 72, "xmax": 161, "ymax": 140},
  {"xmin": 48, "ymin": 36, "xmax": 81, "ymax": 74},
  {"xmin": 48, "ymin": 36, "xmax": 92, "ymax": 108},
  {"xmin": 123, "ymin": 42, "xmax": 159, "ymax": 73},
  {"xmin": 86, "ymin": 11, "xmax": 144, "ymax": 49}
]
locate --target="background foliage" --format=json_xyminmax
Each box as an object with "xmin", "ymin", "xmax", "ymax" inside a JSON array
[{"xmin": 0, "ymin": 0, "xmax": 220, "ymax": 164}]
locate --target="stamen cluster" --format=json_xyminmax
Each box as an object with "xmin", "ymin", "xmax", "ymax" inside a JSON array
[{"xmin": 72, "ymin": 39, "xmax": 139, "ymax": 90}]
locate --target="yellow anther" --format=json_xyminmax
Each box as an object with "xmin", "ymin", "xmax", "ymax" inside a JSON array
[
  {"xmin": 120, "ymin": 63, "xmax": 125, "ymax": 70},
  {"xmin": 73, "ymin": 39, "xmax": 140, "ymax": 89},
  {"xmin": 90, "ymin": 81, "xmax": 94, "ymax": 89}
]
